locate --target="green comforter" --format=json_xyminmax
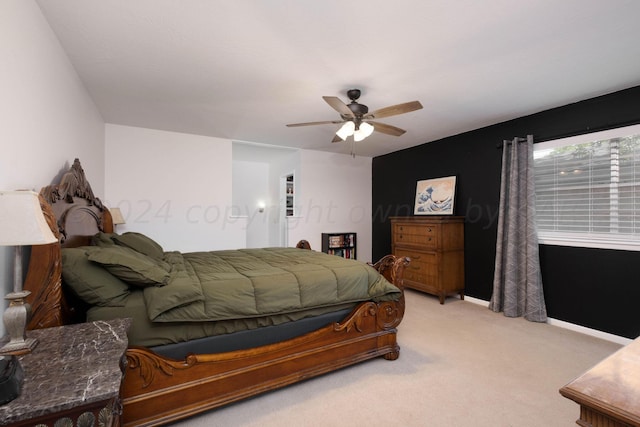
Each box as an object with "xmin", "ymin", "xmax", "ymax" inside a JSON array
[{"xmin": 143, "ymin": 247, "xmax": 401, "ymax": 323}]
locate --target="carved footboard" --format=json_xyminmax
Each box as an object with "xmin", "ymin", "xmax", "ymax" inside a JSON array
[{"xmin": 121, "ymin": 256, "xmax": 409, "ymax": 427}]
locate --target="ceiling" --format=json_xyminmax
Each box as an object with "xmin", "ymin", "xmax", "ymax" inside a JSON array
[{"xmin": 37, "ymin": 0, "xmax": 640, "ymax": 158}]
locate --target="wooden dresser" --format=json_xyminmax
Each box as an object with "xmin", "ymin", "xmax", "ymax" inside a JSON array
[
  {"xmin": 560, "ymin": 337, "xmax": 640, "ymax": 427},
  {"xmin": 390, "ymin": 216, "xmax": 464, "ymax": 304}
]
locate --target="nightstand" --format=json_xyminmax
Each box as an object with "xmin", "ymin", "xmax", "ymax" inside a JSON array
[{"xmin": 0, "ymin": 318, "xmax": 131, "ymax": 427}]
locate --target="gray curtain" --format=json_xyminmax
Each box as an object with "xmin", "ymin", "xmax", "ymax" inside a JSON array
[{"xmin": 489, "ymin": 135, "xmax": 547, "ymax": 322}]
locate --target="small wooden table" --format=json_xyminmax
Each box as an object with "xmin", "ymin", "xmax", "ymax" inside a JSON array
[
  {"xmin": 0, "ymin": 318, "xmax": 130, "ymax": 427},
  {"xmin": 560, "ymin": 337, "xmax": 640, "ymax": 427}
]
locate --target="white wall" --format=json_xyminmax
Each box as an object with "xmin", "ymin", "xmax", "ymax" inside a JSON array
[
  {"xmin": 105, "ymin": 124, "xmax": 245, "ymax": 252},
  {"xmin": 233, "ymin": 142, "xmax": 299, "ymax": 247},
  {"xmin": 232, "ymin": 160, "xmax": 270, "ymax": 248},
  {"xmin": 0, "ymin": 1, "xmax": 104, "ymax": 336},
  {"xmin": 106, "ymin": 125, "xmax": 372, "ymax": 259},
  {"xmin": 287, "ymin": 150, "xmax": 373, "ymax": 261},
  {"xmin": 270, "ymin": 151, "xmax": 300, "ymax": 246},
  {"xmin": 231, "ymin": 145, "xmax": 372, "ymax": 258},
  {"xmin": 0, "ymin": 2, "xmax": 104, "ymax": 192}
]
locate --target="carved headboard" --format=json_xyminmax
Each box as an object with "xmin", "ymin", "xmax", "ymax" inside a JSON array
[{"xmin": 24, "ymin": 159, "xmax": 113, "ymax": 330}]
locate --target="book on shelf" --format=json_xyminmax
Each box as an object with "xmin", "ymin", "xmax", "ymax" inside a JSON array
[
  {"xmin": 329, "ymin": 235, "xmax": 343, "ymax": 247},
  {"xmin": 328, "ymin": 234, "xmax": 356, "ymax": 248}
]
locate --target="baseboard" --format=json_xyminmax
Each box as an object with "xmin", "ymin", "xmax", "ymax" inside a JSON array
[
  {"xmin": 546, "ymin": 318, "xmax": 632, "ymax": 346},
  {"xmin": 463, "ymin": 296, "xmax": 632, "ymax": 346},
  {"xmin": 463, "ymin": 296, "xmax": 490, "ymax": 307}
]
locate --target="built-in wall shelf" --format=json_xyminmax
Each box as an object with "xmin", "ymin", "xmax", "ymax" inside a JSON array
[{"xmin": 285, "ymin": 174, "xmax": 294, "ymax": 217}]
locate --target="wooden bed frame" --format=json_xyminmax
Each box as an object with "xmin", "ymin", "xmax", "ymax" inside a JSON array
[{"xmin": 23, "ymin": 159, "xmax": 409, "ymax": 427}]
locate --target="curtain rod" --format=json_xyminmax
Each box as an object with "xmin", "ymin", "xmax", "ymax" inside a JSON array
[
  {"xmin": 496, "ymin": 136, "xmax": 527, "ymax": 149},
  {"xmin": 494, "ymin": 120, "xmax": 640, "ymax": 150}
]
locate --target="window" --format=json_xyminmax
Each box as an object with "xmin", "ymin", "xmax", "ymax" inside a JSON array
[{"xmin": 533, "ymin": 124, "xmax": 640, "ymax": 251}]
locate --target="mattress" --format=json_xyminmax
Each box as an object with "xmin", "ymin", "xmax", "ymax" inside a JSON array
[{"xmin": 87, "ymin": 290, "xmax": 358, "ymax": 348}]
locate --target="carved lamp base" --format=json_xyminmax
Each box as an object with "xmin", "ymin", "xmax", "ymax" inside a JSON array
[{"xmin": 0, "ymin": 291, "xmax": 38, "ymax": 355}]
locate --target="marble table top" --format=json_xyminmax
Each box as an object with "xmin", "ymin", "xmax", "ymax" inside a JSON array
[{"xmin": 0, "ymin": 318, "xmax": 131, "ymax": 425}]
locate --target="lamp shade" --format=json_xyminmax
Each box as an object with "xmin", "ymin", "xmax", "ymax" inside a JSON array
[
  {"xmin": 336, "ymin": 121, "xmax": 355, "ymax": 140},
  {"xmin": 110, "ymin": 207, "xmax": 126, "ymax": 225},
  {"xmin": 0, "ymin": 191, "xmax": 57, "ymax": 246},
  {"xmin": 354, "ymin": 122, "xmax": 374, "ymax": 142}
]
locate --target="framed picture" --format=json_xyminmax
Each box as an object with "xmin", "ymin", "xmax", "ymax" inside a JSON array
[{"xmin": 414, "ymin": 176, "xmax": 457, "ymax": 215}]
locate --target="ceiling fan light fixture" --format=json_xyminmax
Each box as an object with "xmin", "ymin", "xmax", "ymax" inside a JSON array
[
  {"xmin": 336, "ymin": 121, "xmax": 355, "ymax": 140},
  {"xmin": 286, "ymin": 89, "xmax": 422, "ymax": 146},
  {"xmin": 354, "ymin": 122, "xmax": 374, "ymax": 141}
]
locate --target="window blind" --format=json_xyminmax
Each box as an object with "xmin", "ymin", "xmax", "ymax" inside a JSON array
[{"xmin": 533, "ymin": 127, "xmax": 640, "ymax": 250}]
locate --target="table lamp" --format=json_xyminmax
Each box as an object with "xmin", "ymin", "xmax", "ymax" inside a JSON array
[{"xmin": 0, "ymin": 191, "xmax": 57, "ymax": 355}]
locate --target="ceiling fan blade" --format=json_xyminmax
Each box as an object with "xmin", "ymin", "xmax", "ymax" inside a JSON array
[
  {"xmin": 331, "ymin": 134, "xmax": 343, "ymax": 143},
  {"xmin": 368, "ymin": 101, "xmax": 423, "ymax": 119},
  {"xmin": 369, "ymin": 121, "xmax": 406, "ymax": 136},
  {"xmin": 323, "ymin": 96, "xmax": 354, "ymax": 118},
  {"xmin": 286, "ymin": 120, "xmax": 340, "ymax": 127}
]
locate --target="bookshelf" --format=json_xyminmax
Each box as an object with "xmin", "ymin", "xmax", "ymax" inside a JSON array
[
  {"xmin": 285, "ymin": 174, "xmax": 294, "ymax": 217},
  {"xmin": 321, "ymin": 232, "xmax": 357, "ymax": 260}
]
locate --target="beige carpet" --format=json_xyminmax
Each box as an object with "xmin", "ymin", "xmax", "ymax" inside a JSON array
[{"xmin": 170, "ymin": 290, "xmax": 621, "ymax": 427}]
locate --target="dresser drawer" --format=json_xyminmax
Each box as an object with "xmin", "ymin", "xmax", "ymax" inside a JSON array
[
  {"xmin": 393, "ymin": 223, "xmax": 438, "ymax": 249},
  {"xmin": 395, "ymin": 249, "xmax": 438, "ymax": 284}
]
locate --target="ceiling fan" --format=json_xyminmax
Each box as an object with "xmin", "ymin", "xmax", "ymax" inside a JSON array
[{"xmin": 286, "ymin": 89, "xmax": 423, "ymax": 144}]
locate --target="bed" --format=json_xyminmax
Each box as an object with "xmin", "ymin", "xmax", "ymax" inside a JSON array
[{"xmin": 23, "ymin": 159, "xmax": 410, "ymax": 427}]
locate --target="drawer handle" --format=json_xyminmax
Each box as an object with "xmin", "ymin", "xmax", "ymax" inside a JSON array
[
  {"xmin": 427, "ymin": 237, "xmax": 432, "ymax": 241},
  {"xmin": 412, "ymin": 255, "xmax": 421, "ymax": 260},
  {"xmin": 399, "ymin": 226, "xmax": 403, "ymax": 231},
  {"xmin": 427, "ymin": 227, "xmax": 432, "ymax": 232}
]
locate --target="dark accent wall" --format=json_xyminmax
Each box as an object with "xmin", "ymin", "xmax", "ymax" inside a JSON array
[{"xmin": 372, "ymin": 85, "xmax": 640, "ymax": 339}]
